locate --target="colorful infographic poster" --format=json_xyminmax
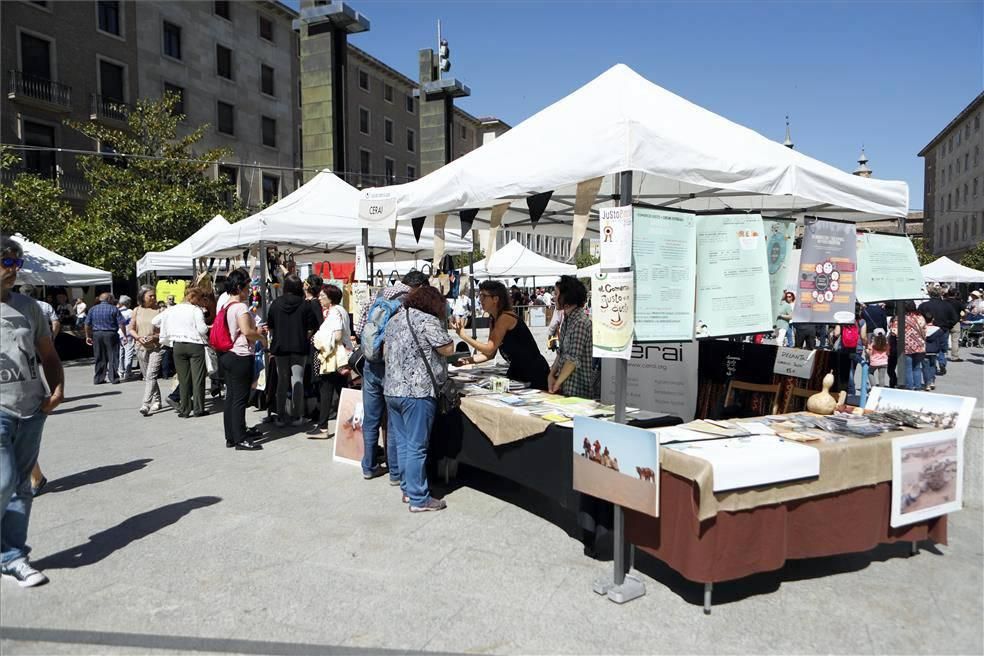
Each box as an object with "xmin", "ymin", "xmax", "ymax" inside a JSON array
[
  {"xmin": 592, "ymin": 271, "xmax": 634, "ymax": 360},
  {"xmin": 763, "ymin": 218, "xmax": 797, "ymax": 322},
  {"xmin": 693, "ymin": 214, "xmax": 773, "ymax": 338},
  {"xmin": 631, "ymin": 207, "xmax": 697, "ymax": 342},
  {"xmin": 792, "ymin": 219, "xmax": 857, "ymax": 324},
  {"xmin": 855, "ymin": 233, "xmax": 926, "ymax": 303}
]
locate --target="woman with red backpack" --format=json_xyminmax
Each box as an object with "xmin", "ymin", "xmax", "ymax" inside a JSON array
[{"xmin": 833, "ymin": 305, "xmax": 866, "ymax": 397}]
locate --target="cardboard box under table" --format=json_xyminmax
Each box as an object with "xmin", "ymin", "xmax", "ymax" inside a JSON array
[{"xmin": 624, "ymin": 420, "xmax": 949, "ymax": 584}]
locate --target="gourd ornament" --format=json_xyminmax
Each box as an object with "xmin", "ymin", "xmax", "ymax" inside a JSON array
[{"xmin": 807, "ymin": 371, "xmax": 841, "ymax": 415}]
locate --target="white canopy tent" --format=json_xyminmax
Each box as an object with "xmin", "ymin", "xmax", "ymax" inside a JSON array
[
  {"xmin": 576, "ymin": 263, "xmax": 601, "ymax": 278},
  {"xmin": 921, "ymin": 256, "xmax": 984, "ymax": 284},
  {"xmin": 470, "ymin": 240, "xmax": 576, "ymax": 279},
  {"xmin": 136, "ymin": 214, "xmax": 230, "ymax": 278},
  {"xmin": 14, "ymin": 233, "xmax": 112, "ymax": 288},
  {"xmin": 194, "ymin": 170, "xmax": 470, "ymax": 261}
]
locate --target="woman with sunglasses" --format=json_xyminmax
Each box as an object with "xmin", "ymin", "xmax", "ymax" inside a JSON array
[{"xmin": 452, "ymin": 280, "xmax": 550, "ymax": 390}]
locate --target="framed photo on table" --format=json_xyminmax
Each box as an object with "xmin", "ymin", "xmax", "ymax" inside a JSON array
[
  {"xmin": 865, "ymin": 388, "xmax": 977, "ymax": 438},
  {"xmin": 891, "ymin": 429, "xmax": 962, "ymax": 527}
]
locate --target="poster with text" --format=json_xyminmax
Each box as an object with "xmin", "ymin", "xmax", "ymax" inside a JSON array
[
  {"xmin": 632, "ymin": 207, "xmax": 697, "ymax": 342},
  {"xmin": 855, "ymin": 233, "xmax": 926, "ymax": 303},
  {"xmin": 601, "ymin": 341, "xmax": 699, "ymax": 421},
  {"xmin": 763, "ymin": 219, "xmax": 797, "ymax": 322},
  {"xmin": 592, "ymin": 271, "xmax": 634, "ymax": 359},
  {"xmin": 693, "ymin": 214, "xmax": 773, "ymax": 337},
  {"xmin": 572, "ymin": 416, "xmax": 659, "ymax": 517},
  {"xmin": 598, "ymin": 205, "xmax": 633, "ymax": 268},
  {"xmin": 792, "ymin": 219, "xmax": 857, "ymax": 324}
]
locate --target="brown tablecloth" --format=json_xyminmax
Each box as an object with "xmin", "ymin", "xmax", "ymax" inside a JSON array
[
  {"xmin": 459, "ymin": 396, "xmax": 553, "ymax": 446},
  {"xmin": 660, "ymin": 423, "xmax": 935, "ymax": 521},
  {"xmin": 625, "ymin": 470, "xmax": 948, "ymax": 584}
]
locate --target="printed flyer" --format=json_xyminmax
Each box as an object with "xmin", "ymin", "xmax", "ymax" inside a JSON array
[
  {"xmin": 598, "ymin": 205, "xmax": 633, "ymax": 268},
  {"xmin": 631, "ymin": 207, "xmax": 697, "ymax": 342},
  {"xmin": 763, "ymin": 219, "xmax": 797, "ymax": 323},
  {"xmin": 792, "ymin": 219, "xmax": 857, "ymax": 324},
  {"xmin": 855, "ymin": 233, "xmax": 926, "ymax": 303},
  {"xmin": 693, "ymin": 214, "xmax": 773, "ymax": 338},
  {"xmin": 592, "ymin": 271, "xmax": 634, "ymax": 359}
]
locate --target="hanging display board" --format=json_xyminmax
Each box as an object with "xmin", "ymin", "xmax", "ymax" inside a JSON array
[
  {"xmin": 792, "ymin": 219, "xmax": 857, "ymax": 324},
  {"xmin": 693, "ymin": 214, "xmax": 773, "ymax": 338},
  {"xmin": 855, "ymin": 233, "xmax": 926, "ymax": 303},
  {"xmin": 600, "ymin": 341, "xmax": 699, "ymax": 421},
  {"xmin": 591, "ymin": 271, "xmax": 634, "ymax": 359},
  {"xmin": 631, "ymin": 207, "xmax": 697, "ymax": 342},
  {"xmin": 763, "ymin": 218, "xmax": 797, "ymax": 323},
  {"xmin": 599, "ymin": 205, "xmax": 633, "ymax": 268},
  {"xmin": 357, "ymin": 193, "xmax": 397, "ymax": 229},
  {"xmin": 572, "ymin": 416, "xmax": 660, "ymax": 517},
  {"xmin": 155, "ymin": 279, "xmax": 187, "ymax": 305}
]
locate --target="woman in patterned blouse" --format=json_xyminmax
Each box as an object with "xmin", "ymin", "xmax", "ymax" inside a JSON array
[{"xmin": 548, "ymin": 276, "xmax": 597, "ymax": 398}]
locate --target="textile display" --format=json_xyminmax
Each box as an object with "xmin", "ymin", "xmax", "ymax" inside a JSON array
[
  {"xmin": 793, "ymin": 219, "xmax": 857, "ymax": 324},
  {"xmin": 459, "ymin": 396, "xmax": 553, "ymax": 445},
  {"xmin": 763, "ymin": 218, "xmax": 797, "ymax": 322},
  {"xmin": 694, "ymin": 213, "xmax": 773, "ymax": 338},
  {"xmin": 591, "ymin": 271, "xmax": 634, "ymax": 359},
  {"xmin": 855, "ymin": 233, "xmax": 926, "ymax": 303},
  {"xmin": 631, "ymin": 207, "xmax": 697, "ymax": 342}
]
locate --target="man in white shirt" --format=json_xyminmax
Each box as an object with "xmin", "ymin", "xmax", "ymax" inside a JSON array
[
  {"xmin": 19, "ymin": 285, "xmax": 60, "ymax": 338},
  {"xmin": 117, "ymin": 296, "xmax": 135, "ymax": 380}
]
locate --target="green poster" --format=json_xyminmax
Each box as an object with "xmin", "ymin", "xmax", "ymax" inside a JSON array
[
  {"xmin": 694, "ymin": 214, "xmax": 774, "ymax": 338},
  {"xmin": 856, "ymin": 233, "xmax": 927, "ymax": 302},
  {"xmin": 763, "ymin": 219, "xmax": 797, "ymax": 323},
  {"xmin": 631, "ymin": 207, "xmax": 697, "ymax": 342}
]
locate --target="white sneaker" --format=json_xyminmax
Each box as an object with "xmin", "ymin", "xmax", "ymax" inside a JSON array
[
  {"xmin": 149, "ymin": 402, "xmax": 162, "ymax": 413},
  {"xmin": 1, "ymin": 559, "xmax": 48, "ymax": 588}
]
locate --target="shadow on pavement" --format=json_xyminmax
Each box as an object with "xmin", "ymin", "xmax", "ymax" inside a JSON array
[
  {"xmin": 61, "ymin": 390, "xmax": 122, "ymax": 403},
  {"xmin": 32, "ymin": 496, "xmax": 221, "ymax": 570},
  {"xmin": 50, "ymin": 404, "xmax": 100, "ymax": 415},
  {"xmin": 44, "ymin": 459, "xmax": 153, "ymax": 495}
]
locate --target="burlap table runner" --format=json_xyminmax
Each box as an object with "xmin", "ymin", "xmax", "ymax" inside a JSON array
[
  {"xmin": 460, "ymin": 396, "xmax": 553, "ymax": 446},
  {"xmin": 661, "ymin": 424, "xmax": 933, "ymax": 522}
]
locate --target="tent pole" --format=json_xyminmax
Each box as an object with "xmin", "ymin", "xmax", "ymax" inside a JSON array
[
  {"xmin": 895, "ymin": 215, "xmax": 907, "ymax": 385},
  {"xmin": 470, "ymin": 229, "xmax": 477, "ymax": 339},
  {"xmin": 258, "ymin": 241, "xmax": 268, "ymax": 322},
  {"xmin": 362, "ymin": 228, "xmax": 369, "ymax": 285}
]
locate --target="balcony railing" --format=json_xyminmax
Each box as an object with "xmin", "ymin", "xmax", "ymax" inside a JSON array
[
  {"xmin": 7, "ymin": 70, "xmax": 72, "ymax": 110},
  {"xmin": 90, "ymin": 93, "xmax": 131, "ymax": 123},
  {"xmin": 1, "ymin": 166, "xmax": 91, "ymax": 200}
]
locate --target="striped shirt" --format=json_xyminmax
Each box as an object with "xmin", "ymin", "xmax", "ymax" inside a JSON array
[
  {"xmin": 354, "ymin": 281, "xmax": 411, "ymax": 338},
  {"xmin": 556, "ymin": 306, "xmax": 597, "ymax": 399},
  {"xmin": 84, "ymin": 300, "xmax": 125, "ymax": 332}
]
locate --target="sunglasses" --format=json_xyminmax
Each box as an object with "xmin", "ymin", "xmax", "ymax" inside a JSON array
[{"xmin": 2, "ymin": 257, "xmax": 24, "ymax": 269}]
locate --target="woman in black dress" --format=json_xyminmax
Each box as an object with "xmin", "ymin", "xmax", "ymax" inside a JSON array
[{"xmin": 452, "ymin": 280, "xmax": 550, "ymax": 390}]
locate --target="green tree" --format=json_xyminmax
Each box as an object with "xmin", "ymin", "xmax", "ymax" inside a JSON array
[
  {"xmin": 910, "ymin": 237, "xmax": 936, "ymax": 266},
  {"xmin": 575, "ymin": 250, "xmax": 599, "ymax": 270},
  {"xmin": 453, "ymin": 247, "xmax": 485, "ymax": 269},
  {"xmin": 63, "ymin": 92, "xmax": 246, "ymax": 277},
  {"xmin": 0, "ymin": 147, "xmax": 77, "ymax": 246},
  {"xmin": 960, "ymin": 240, "xmax": 984, "ymax": 272}
]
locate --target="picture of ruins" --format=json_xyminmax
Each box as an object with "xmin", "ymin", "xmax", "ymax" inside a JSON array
[
  {"xmin": 572, "ymin": 417, "xmax": 660, "ymax": 517},
  {"xmin": 900, "ymin": 439, "xmax": 958, "ymax": 514}
]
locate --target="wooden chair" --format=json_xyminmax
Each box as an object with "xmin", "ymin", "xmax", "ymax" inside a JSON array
[
  {"xmin": 782, "ymin": 386, "xmax": 816, "ymax": 414},
  {"xmin": 724, "ymin": 380, "xmax": 782, "ymax": 416}
]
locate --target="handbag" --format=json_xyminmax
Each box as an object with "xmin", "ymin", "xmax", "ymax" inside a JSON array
[
  {"xmin": 406, "ymin": 308, "xmax": 460, "ymax": 415},
  {"xmin": 347, "ymin": 346, "xmax": 365, "ymax": 377}
]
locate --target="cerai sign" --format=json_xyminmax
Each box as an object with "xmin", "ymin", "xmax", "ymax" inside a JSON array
[{"xmin": 358, "ymin": 193, "xmax": 397, "ymax": 229}]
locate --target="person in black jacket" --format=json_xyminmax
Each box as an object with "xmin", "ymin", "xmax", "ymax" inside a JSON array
[
  {"xmin": 918, "ymin": 286, "xmax": 959, "ymax": 375},
  {"xmin": 921, "ymin": 310, "xmax": 948, "ymax": 390},
  {"xmin": 267, "ymin": 274, "xmax": 320, "ymax": 427}
]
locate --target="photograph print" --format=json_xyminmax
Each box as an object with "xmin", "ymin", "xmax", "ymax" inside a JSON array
[
  {"xmin": 866, "ymin": 388, "xmax": 977, "ymax": 438},
  {"xmin": 332, "ymin": 387, "xmax": 366, "ymax": 466},
  {"xmin": 891, "ymin": 429, "xmax": 962, "ymax": 528},
  {"xmin": 572, "ymin": 416, "xmax": 659, "ymax": 517}
]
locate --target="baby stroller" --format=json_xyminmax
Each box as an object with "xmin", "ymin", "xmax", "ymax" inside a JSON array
[{"xmin": 961, "ymin": 320, "xmax": 984, "ymax": 349}]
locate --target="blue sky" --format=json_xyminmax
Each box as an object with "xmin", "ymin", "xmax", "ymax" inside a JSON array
[{"xmin": 293, "ymin": 1, "xmax": 983, "ymax": 210}]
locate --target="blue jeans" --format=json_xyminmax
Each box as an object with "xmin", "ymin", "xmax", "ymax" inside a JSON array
[
  {"xmin": 385, "ymin": 396, "xmax": 437, "ymax": 507},
  {"xmin": 361, "ymin": 361, "xmax": 399, "ymax": 478},
  {"xmin": 922, "ymin": 354, "xmax": 938, "ymax": 387},
  {"xmin": 937, "ymin": 347, "xmax": 947, "ymax": 370},
  {"xmin": 904, "ymin": 353, "xmax": 925, "ymax": 390},
  {"xmin": 0, "ymin": 411, "xmax": 47, "ymax": 564}
]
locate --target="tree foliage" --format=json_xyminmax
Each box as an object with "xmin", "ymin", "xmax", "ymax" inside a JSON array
[
  {"xmin": 910, "ymin": 237, "xmax": 936, "ymax": 266},
  {"xmin": 0, "ymin": 147, "xmax": 77, "ymax": 246},
  {"xmin": 960, "ymin": 240, "xmax": 984, "ymax": 273},
  {"xmin": 575, "ymin": 250, "xmax": 599, "ymax": 270},
  {"xmin": 453, "ymin": 247, "xmax": 485, "ymax": 270}
]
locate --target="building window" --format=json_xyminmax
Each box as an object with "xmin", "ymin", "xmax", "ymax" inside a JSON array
[
  {"xmin": 218, "ymin": 164, "xmax": 237, "ymax": 206},
  {"xmin": 962, "ymin": 216, "xmax": 968, "ymax": 239},
  {"xmin": 975, "ymin": 178, "xmax": 979, "ymax": 197},
  {"xmin": 949, "ymin": 163, "xmax": 953, "ymax": 179},
  {"xmin": 214, "ymin": 0, "xmax": 230, "ymax": 20},
  {"xmin": 947, "ymin": 193, "xmax": 951, "ymax": 210},
  {"xmin": 966, "ymin": 124, "xmax": 972, "ymax": 139},
  {"xmin": 956, "ymin": 187, "xmax": 961, "ymax": 207},
  {"xmin": 20, "ymin": 32, "xmax": 52, "ymax": 80},
  {"xmin": 163, "ymin": 21, "xmax": 181, "ymax": 60},
  {"xmin": 975, "ymin": 114, "xmax": 980, "ymax": 131},
  {"xmin": 216, "ymin": 44, "xmax": 233, "ymax": 79},
  {"xmin": 217, "ymin": 101, "xmax": 234, "ymax": 135},
  {"xmin": 939, "ymin": 197, "xmax": 944, "ymax": 213},
  {"xmin": 163, "ymin": 82, "xmax": 184, "ymax": 115},
  {"xmin": 383, "ymin": 83, "xmax": 393, "ymax": 103},
  {"xmin": 973, "ymin": 214, "xmax": 979, "ymax": 236},
  {"xmin": 384, "ymin": 118, "xmax": 393, "ymax": 144},
  {"xmin": 259, "ymin": 15, "xmax": 274, "ymax": 42},
  {"xmin": 407, "ymin": 164, "xmax": 415, "ymax": 180},
  {"xmin": 262, "ymin": 174, "xmax": 279, "ymax": 204},
  {"xmin": 359, "ymin": 107, "xmax": 370, "ymax": 135},
  {"xmin": 964, "ymin": 183, "xmax": 969, "ymax": 203},
  {"xmin": 965, "ymin": 153, "xmax": 970, "ymax": 171},
  {"xmin": 406, "ymin": 94, "xmax": 414, "ymax": 113},
  {"xmin": 97, "ymin": 1, "xmax": 121, "ymax": 36},
  {"xmin": 406, "ymin": 128, "xmax": 415, "ymax": 153},
  {"xmin": 957, "ymin": 131, "xmax": 962, "ymax": 147},
  {"xmin": 946, "ymin": 224, "xmax": 951, "ymax": 244},
  {"xmin": 98, "ymin": 59, "xmax": 125, "ymax": 102},
  {"xmin": 261, "ymin": 116, "xmax": 276, "ymax": 148},
  {"xmin": 260, "ymin": 64, "xmax": 275, "ymax": 96},
  {"xmin": 460, "ymin": 124, "xmax": 467, "ymax": 139},
  {"xmin": 358, "ymin": 69, "xmax": 369, "ymax": 91},
  {"xmin": 975, "ymin": 145, "xmax": 980, "ymax": 167},
  {"xmin": 360, "ymin": 149, "xmax": 371, "ymax": 176},
  {"xmin": 384, "ymin": 157, "xmax": 395, "ymax": 182},
  {"xmin": 22, "ymin": 120, "xmax": 56, "ymax": 178}
]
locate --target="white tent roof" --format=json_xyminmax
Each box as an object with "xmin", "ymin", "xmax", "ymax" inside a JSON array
[
  {"xmin": 921, "ymin": 256, "xmax": 984, "ymax": 283},
  {"xmin": 14, "ymin": 234, "xmax": 112, "ymax": 287},
  {"xmin": 136, "ymin": 214, "xmax": 230, "ymax": 277},
  {"xmin": 576, "ymin": 263, "xmax": 601, "ymax": 277},
  {"xmin": 471, "ymin": 240, "xmax": 576, "ymax": 279},
  {"xmin": 193, "ymin": 170, "xmax": 470, "ymax": 261},
  {"xmin": 367, "ymin": 64, "xmax": 907, "ymax": 228}
]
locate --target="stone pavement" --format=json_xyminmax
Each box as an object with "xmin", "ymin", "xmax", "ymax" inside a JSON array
[{"xmin": 1, "ymin": 345, "xmax": 982, "ymax": 655}]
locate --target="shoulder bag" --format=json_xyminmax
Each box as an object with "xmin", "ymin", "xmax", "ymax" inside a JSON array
[{"xmin": 406, "ymin": 308, "xmax": 460, "ymax": 415}]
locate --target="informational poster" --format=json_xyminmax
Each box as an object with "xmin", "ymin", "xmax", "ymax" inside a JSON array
[
  {"xmin": 792, "ymin": 219, "xmax": 857, "ymax": 324},
  {"xmin": 601, "ymin": 341, "xmax": 699, "ymax": 422},
  {"xmin": 763, "ymin": 219, "xmax": 797, "ymax": 323},
  {"xmin": 598, "ymin": 205, "xmax": 633, "ymax": 268},
  {"xmin": 572, "ymin": 416, "xmax": 659, "ymax": 517},
  {"xmin": 631, "ymin": 207, "xmax": 697, "ymax": 342},
  {"xmin": 355, "ymin": 246, "xmax": 368, "ymax": 282},
  {"xmin": 855, "ymin": 233, "xmax": 926, "ymax": 303},
  {"xmin": 591, "ymin": 271, "xmax": 634, "ymax": 360},
  {"xmin": 349, "ymin": 282, "xmax": 370, "ymax": 323},
  {"xmin": 693, "ymin": 214, "xmax": 773, "ymax": 338}
]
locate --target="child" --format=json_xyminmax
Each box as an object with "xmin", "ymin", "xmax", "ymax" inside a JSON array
[
  {"xmin": 866, "ymin": 328, "xmax": 890, "ymax": 388},
  {"xmin": 922, "ymin": 311, "xmax": 947, "ymax": 391}
]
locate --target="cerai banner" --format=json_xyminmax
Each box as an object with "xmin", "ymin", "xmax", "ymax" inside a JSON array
[{"xmin": 601, "ymin": 341, "xmax": 699, "ymax": 421}]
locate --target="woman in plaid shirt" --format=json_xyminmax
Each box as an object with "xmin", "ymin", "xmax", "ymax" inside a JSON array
[{"xmin": 548, "ymin": 276, "xmax": 597, "ymax": 398}]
